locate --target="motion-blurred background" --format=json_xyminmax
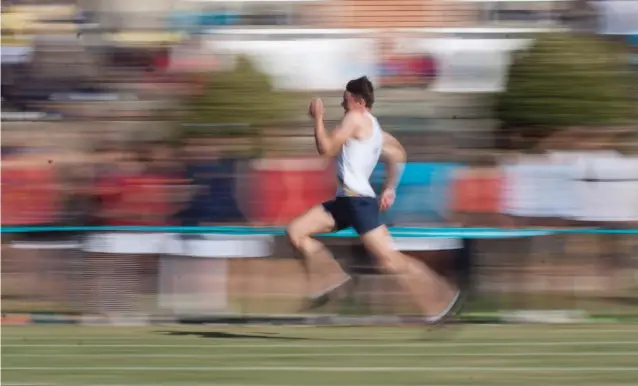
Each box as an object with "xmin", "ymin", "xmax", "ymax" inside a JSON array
[{"xmin": 1, "ymin": 0, "xmax": 638, "ymax": 324}]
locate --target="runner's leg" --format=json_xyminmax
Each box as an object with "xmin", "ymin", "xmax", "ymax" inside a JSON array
[
  {"xmin": 360, "ymin": 225, "xmax": 459, "ymax": 320},
  {"xmin": 286, "ymin": 204, "xmax": 350, "ymax": 299}
]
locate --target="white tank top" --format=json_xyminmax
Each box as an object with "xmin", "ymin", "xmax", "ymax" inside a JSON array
[{"xmin": 336, "ymin": 112, "xmax": 383, "ymax": 197}]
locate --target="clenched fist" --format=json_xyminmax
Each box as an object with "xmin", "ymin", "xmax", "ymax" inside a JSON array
[{"xmin": 308, "ymin": 98, "xmax": 324, "ymax": 120}]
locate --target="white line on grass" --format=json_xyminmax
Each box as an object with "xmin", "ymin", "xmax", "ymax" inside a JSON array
[
  {"xmin": 4, "ymin": 366, "xmax": 638, "ymax": 372},
  {"xmin": 4, "ymin": 341, "xmax": 638, "ymax": 348},
  {"xmin": 3, "ymin": 384, "xmax": 54, "ymax": 386},
  {"xmin": 7, "ymin": 351, "xmax": 638, "ymax": 358},
  {"xmin": 5, "ymin": 384, "xmax": 638, "ymax": 386},
  {"xmin": 3, "ymin": 383, "xmax": 635, "ymax": 386}
]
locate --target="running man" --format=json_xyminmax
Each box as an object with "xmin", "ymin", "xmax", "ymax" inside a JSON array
[{"xmin": 286, "ymin": 76, "xmax": 461, "ymax": 323}]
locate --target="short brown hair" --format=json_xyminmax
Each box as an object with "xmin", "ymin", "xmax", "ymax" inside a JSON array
[{"xmin": 346, "ymin": 76, "xmax": 375, "ymax": 108}]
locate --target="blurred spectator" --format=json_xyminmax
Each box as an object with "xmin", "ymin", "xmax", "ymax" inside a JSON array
[
  {"xmin": 378, "ymin": 37, "xmax": 437, "ymax": 88},
  {"xmin": 2, "ymin": 59, "xmax": 34, "ymax": 111},
  {"xmin": 248, "ymin": 157, "xmax": 335, "ymax": 226},
  {"xmin": 562, "ymin": 0, "xmax": 599, "ymax": 33},
  {"xmin": 176, "ymin": 138, "xmax": 246, "ymax": 226},
  {"xmin": 143, "ymin": 142, "xmax": 187, "ymax": 224},
  {"xmin": 92, "ymin": 143, "xmax": 186, "ymax": 226},
  {"xmin": 59, "ymin": 158, "xmax": 99, "ymax": 226},
  {"xmin": 1, "ymin": 142, "xmax": 62, "ymax": 226},
  {"xmin": 93, "ymin": 148, "xmax": 142, "ymax": 225}
]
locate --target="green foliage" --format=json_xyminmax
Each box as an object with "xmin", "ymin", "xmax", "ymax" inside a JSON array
[
  {"xmin": 497, "ymin": 34, "xmax": 637, "ymax": 136},
  {"xmin": 182, "ymin": 56, "xmax": 300, "ymax": 137}
]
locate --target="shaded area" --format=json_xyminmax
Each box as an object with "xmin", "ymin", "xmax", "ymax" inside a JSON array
[{"xmin": 160, "ymin": 330, "xmax": 310, "ymax": 341}]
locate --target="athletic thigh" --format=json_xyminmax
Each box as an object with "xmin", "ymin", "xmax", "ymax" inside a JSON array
[
  {"xmin": 359, "ymin": 225, "xmax": 400, "ymax": 268},
  {"xmin": 287, "ymin": 204, "xmax": 337, "ymax": 238}
]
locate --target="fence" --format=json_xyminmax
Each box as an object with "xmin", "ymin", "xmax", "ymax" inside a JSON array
[
  {"xmin": 3, "ymin": 151, "xmax": 638, "ymax": 323},
  {"xmin": 2, "ymin": 226, "xmax": 638, "ymax": 324}
]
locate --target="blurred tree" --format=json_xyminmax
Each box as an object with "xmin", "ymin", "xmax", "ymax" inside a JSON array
[
  {"xmin": 496, "ymin": 33, "xmax": 637, "ymax": 150},
  {"xmin": 181, "ymin": 55, "xmax": 301, "ymax": 138}
]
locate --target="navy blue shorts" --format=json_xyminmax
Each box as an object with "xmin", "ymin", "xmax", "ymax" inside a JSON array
[{"xmin": 322, "ymin": 196, "xmax": 382, "ymax": 235}]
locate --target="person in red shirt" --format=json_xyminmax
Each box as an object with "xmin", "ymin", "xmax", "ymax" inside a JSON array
[
  {"xmin": 94, "ymin": 149, "xmax": 144, "ymax": 226},
  {"xmin": 94, "ymin": 144, "xmax": 183, "ymax": 226}
]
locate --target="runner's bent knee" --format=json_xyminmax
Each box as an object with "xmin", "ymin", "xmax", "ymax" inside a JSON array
[
  {"xmin": 286, "ymin": 221, "xmax": 309, "ymax": 251},
  {"xmin": 286, "ymin": 205, "xmax": 335, "ymax": 251}
]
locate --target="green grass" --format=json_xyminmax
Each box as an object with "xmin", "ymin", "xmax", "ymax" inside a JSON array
[{"xmin": 3, "ymin": 324, "xmax": 638, "ymax": 386}]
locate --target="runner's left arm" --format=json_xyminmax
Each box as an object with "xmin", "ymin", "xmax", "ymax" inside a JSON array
[{"xmin": 380, "ymin": 131, "xmax": 406, "ymax": 192}]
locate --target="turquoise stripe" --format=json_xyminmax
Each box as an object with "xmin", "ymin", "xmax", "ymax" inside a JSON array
[{"xmin": 1, "ymin": 226, "xmax": 638, "ymax": 237}]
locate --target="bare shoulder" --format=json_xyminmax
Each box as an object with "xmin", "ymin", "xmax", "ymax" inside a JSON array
[
  {"xmin": 342, "ymin": 110, "xmax": 367, "ymax": 126},
  {"xmin": 337, "ymin": 111, "xmax": 364, "ymax": 137}
]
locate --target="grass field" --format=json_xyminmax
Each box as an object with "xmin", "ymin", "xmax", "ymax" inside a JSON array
[{"xmin": 3, "ymin": 324, "xmax": 638, "ymax": 386}]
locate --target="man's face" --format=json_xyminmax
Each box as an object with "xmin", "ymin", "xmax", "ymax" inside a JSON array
[{"xmin": 341, "ymin": 91, "xmax": 363, "ymax": 113}]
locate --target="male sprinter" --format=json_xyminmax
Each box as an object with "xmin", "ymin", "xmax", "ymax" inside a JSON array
[{"xmin": 286, "ymin": 76, "xmax": 461, "ymax": 322}]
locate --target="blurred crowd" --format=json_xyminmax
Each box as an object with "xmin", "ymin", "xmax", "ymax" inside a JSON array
[
  {"xmin": 3, "ymin": 135, "xmax": 638, "ymax": 229},
  {"xmin": 2, "ymin": 137, "xmax": 249, "ymax": 227}
]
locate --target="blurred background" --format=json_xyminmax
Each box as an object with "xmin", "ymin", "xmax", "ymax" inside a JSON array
[{"xmin": 1, "ymin": 0, "xmax": 638, "ymax": 324}]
